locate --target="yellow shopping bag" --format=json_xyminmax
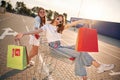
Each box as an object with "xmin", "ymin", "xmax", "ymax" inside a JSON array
[{"xmin": 7, "ymin": 44, "xmax": 28, "ymax": 70}]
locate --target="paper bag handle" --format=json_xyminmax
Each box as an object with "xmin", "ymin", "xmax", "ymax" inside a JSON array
[{"xmin": 14, "ymin": 39, "xmax": 21, "ymax": 46}]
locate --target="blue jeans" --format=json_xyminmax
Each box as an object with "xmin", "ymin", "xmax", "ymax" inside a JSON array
[{"xmin": 49, "ymin": 41, "xmax": 94, "ymax": 76}]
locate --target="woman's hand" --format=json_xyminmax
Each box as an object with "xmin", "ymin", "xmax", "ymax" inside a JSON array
[
  {"xmin": 15, "ymin": 33, "xmax": 24, "ymax": 40},
  {"xmin": 84, "ymin": 19, "xmax": 92, "ymax": 24}
]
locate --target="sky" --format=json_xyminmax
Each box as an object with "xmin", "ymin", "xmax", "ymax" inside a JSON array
[{"xmin": 4, "ymin": 0, "xmax": 120, "ymax": 23}]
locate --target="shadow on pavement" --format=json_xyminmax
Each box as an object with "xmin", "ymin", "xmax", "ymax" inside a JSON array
[
  {"xmin": 0, "ymin": 69, "xmax": 27, "ymax": 80},
  {"xmin": 98, "ymin": 34, "xmax": 120, "ymax": 48}
]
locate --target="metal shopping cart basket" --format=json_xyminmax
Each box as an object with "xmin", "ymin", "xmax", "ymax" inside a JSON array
[{"xmin": 32, "ymin": 32, "xmax": 75, "ymax": 80}]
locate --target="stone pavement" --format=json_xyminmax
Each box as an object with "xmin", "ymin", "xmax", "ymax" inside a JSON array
[{"xmin": 0, "ymin": 12, "xmax": 120, "ymax": 80}]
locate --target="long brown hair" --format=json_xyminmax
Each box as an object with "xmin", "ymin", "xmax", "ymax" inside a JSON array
[
  {"xmin": 51, "ymin": 15, "xmax": 65, "ymax": 34},
  {"xmin": 38, "ymin": 7, "xmax": 46, "ymax": 28}
]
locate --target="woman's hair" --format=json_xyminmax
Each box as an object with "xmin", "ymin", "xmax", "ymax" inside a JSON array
[
  {"xmin": 51, "ymin": 14, "xmax": 65, "ymax": 34},
  {"xmin": 38, "ymin": 7, "xmax": 46, "ymax": 28}
]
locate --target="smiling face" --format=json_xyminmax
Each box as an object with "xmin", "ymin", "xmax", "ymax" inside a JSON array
[
  {"xmin": 50, "ymin": 15, "xmax": 65, "ymax": 33},
  {"xmin": 37, "ymin": 8, "xmax": 46, "ymax": 27},
  {"xmin": 54, "ymin": 15, "xmax": 64, "ymax": 26},
  {"xmin": 38, "ymin": 9, "xmax": 46, "ymax": 18},
  {"xmin": 55, "ymin": 17, "xmax": 63, "ymax": 24}
]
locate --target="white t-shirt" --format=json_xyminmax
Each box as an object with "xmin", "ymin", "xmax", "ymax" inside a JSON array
[{"xmin": 41, "ymin": 24, "xmax": 62, "ymax": 43}]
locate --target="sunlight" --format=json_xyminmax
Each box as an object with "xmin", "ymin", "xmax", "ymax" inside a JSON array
[
  {"xmin": 9, "ymin": 0, "xmax": 120, "ymax": 22},
  {"xmin": 81, "ymin": 4, "xmax": 103, "ymax": 20}
]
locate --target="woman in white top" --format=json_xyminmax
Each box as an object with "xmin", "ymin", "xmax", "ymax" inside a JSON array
[
  {"xmin": 29, "ymin": 7, "xmax": 46, "ymax": 65},
  {"xmin": 15, "ymin": 15, "xmax": 114, "ymax": 80}
]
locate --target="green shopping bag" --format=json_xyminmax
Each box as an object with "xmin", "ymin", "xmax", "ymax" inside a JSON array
[{"xmin": 7, "ymin": 44, "xmax": 28, "ymax": 70}]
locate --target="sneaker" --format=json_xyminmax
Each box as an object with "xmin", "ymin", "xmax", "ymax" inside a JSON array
[
  {"xmin": 27, "ymin": 60, "xmax": 35, "ymax": 67},
  {"xmin": 97, "ymin": 64, "xmax": 114, "ymax": 73},
  {"xmin": 29, "ymin": 60, "xmax": 35, "ymax": 65}
]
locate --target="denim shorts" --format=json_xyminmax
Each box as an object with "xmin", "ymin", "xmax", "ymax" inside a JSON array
[{"xmin": 49, "ymin": 41, "xmax": 61, "ymax": 48}]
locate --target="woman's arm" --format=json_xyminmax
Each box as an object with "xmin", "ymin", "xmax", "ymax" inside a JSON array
[
  {"xmin": 64, "ymin": 19, "xmax": 90, "ymax": 29},
  {"xmin": 15, "ymin": 28, "xmax": 43, "ymax": 40},
  {"xmin": 24, "ymin": 28, "xmax": 43, "ymax": 35}
]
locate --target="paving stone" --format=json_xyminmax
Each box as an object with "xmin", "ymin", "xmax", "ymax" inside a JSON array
[{"xmin": 0, "ymin": 12, "xmax": 120, "ymax": 80}]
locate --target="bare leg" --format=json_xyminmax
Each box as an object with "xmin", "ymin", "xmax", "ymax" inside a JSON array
[
  {"xmin": 82, "ymin": 76, "xmax": 88, "ymax": 80},
  {"xmin": 28, "ymin": 45, "xmax": 39, "ymax": 62},
  {"xmin": 92, "ymin": 60, "xmax": 100, "ymax": 68},
  {"xmin": 92, "ymin": 60, "xmax": 114, "ymax": 73}
]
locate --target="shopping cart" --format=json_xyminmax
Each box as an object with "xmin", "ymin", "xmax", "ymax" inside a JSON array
[{"xmin": 33, "ymin": 33, "xmax": 75, "ymax": 80}]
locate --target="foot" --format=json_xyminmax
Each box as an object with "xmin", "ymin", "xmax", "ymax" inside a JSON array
[
  {"xmin": 82, "ymin": 78, "xmax": 90, "ymax": 80},
  {"xmin": 97, "ymin": 64, "xmax": 114, "ymax": 73},
  {"xmin": 29, "ymin": 60, "xmax": 35, "ymax": 65},
  {"xmin": 27, "ymin": 60, "xmax": 35, "ymax": 67}
]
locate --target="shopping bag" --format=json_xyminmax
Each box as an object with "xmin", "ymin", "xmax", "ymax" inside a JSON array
[
  {"xmin": 75, "ymin": 27, "xmax": 98, "ymax": 52},
  {"xmin": 7, "ymin": 45, "xmax": 28, "ymax": 70}
]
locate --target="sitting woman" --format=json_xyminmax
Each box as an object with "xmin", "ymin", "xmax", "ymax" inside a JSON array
[{"xmin": 15, "ymin": 14, "xmax": 114, "ymax": 80}]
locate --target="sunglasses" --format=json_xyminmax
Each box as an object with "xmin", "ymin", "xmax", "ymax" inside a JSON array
[{"xmin": 56, "ymin": 18, "xmax": 63, "ymax": 24}]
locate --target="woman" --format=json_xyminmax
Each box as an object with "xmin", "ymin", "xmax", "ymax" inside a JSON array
[
  {"xmin": 15, "ymin": 15, "xmax": 114, "ymax": 80},
  {"xmin": 28, "ymin": 7, "xmax": 46, "ymax": 65}
]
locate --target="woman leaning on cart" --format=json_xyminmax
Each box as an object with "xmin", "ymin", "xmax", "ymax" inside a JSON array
[
  {"xmin": 15, "ymin": 14, "xmax": 114, "ymax": 80},
  {"xmin": 28, "ymin": 7, "xmax": 46, "ymax": 65}
]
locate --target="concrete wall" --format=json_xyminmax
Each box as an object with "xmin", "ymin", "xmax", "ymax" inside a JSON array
[{"xmin": 92, "ymin": 21, "xmax": 120, "ymax": 40}]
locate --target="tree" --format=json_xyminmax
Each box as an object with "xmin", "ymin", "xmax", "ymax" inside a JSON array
[
  {"xmin": 16, "ymin": 2, "xmax": 23, "ymax": 13},
  {"xmin": 16, "ymin": 1, "xmax": 20, "ymax": 8},
  {"xmin": 31, "ymin": 6, "xmax": 39, "ymax": 13},
  {"xmin": 15, "ymin": 2, "xmax": 31, "ymax": 16},
  {"xmin": 1, "ymin": 0, "xmax": 6, "ymax": 7},
  {"xmin": 46, "ymin": 10, "xmax": 53, "ymax": 21},
  {"xmin": 63, "ymin": 13, "xmax": 67, "ymax": 23},
  {"xmin": 6, "ymin": 2, "xmax": 12, "ymax": 12},
  {"xmin": 54, "ymin": 11, "xmax": 59, "ymax": 18}
]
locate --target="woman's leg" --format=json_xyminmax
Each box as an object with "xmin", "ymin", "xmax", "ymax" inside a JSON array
[
  {"xmin": 82, "ymin": 76, "xmax": 88, "ymax": 80},
  {"xmin": 75, "ymin": 53, "xmax": 87, "ymax": 78},
  {"xmin": 56, "ymin": 46, "xmax": 79, "ymax": 57},
  {"xmin": 92, "ymin": 60, "xmax": 100, "ymax": 68},
  {"xmin": 55, "ymin": 47, "xmax": 89, "ymax": 78},
  {"xmin": 55, "ymin": 45, "xmax": 114, "ymax": 80},
  {"xmin": 80, "ymin": 52, "xmax": 114, "ymax": 73},
  {"xmin": 28, "ymin": 45, "xmax": 39, "ymax": 62},
  {"xmin": 92, "ymin": 60, "xmax": 114, "ymax": 73}
]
